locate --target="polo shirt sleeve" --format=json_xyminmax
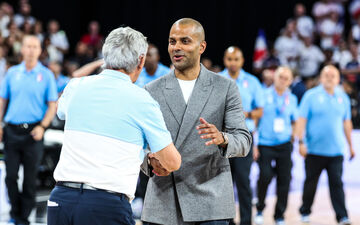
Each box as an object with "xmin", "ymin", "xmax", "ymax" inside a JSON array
[
  {"xmin": 137, "ymin": 99, "xmax": 173, "ymax": 153},
  {"xmin": 290, "ymin": 95, "xmax": 299, "ymax": 122},
  {"xmin": 343, "ymin": 94, "xmax": 351, "ymax": 121},
  {"xmin": 253, "ymin": 79, "xmax": 265, "ymax": 108},
  {"xmin": 299, "ymin": 91, "xmax": 311, "ymax": 119},
  {"xmin": 46, "ymin": 71, "xmax": 59, "ymax": 102},
  {"xmin": 0, "ymin": 71, "xmax": 10, "ymax": 99}
]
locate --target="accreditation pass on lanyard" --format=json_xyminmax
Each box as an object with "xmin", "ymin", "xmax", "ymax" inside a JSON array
[{"xmin": 273, "ymin": 91, "xmax": 289, "ymax": 133}]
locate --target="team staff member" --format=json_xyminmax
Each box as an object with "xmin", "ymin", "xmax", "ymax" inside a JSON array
[
  {"xmin": 297, "ymin": 65, "xmax": 355, "ymax": 225},
  {"xmin": 253, "ymin": 67, "xmax": 298, "ymax": 225},
  {"xmin": 135, "ymin": 43, "xmax": 170, "ymax": 87},
  {"xmin": 47, "ymin": 27, "xmax": 181, "ymax": 225},
  {"xmin": 0, "ymin": 35, "xmax": 58, "ymax": 225},
  {"xmin": 220, "ymin": 46, "xmax": 264, "ymax": 225}
]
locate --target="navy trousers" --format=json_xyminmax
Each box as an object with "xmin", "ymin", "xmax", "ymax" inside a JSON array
[{"xmin": 47, "ymin": 186, "xmax": 135, "ymax": 225}]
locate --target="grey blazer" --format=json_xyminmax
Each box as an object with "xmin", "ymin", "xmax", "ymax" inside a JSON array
[{"xmin": 141, "ymin": 65, "xmax": 252, "ymax": 225}]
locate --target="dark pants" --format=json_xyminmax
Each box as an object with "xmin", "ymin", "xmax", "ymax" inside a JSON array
[
  {"xmin": 143, "ymin": 220, "xmax": 229, "ymax": 225},
  {"xmin": 256, "ymin": 142, "xmax": 292, "ymax": 220},
  {"xmin": 48, "ymin": 185, "xmax": 135, "ymax": 225},
  {"xmin": 299, "ymin": 154, "xmax": 348, "ymax": 222},
  {"xmin": 229, "ymin": 147, "xmax": 253, "ymax": 225},
  {"xmin": 4, "ymin": 124, "xmax": 44, "ymax": 225}
]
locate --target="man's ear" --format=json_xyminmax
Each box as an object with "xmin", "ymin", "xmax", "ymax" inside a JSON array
[
  {"xmin": 199, "ymin": 41, "xmax": 207, "ymax": 55},
  {"xmin": 138, "ymin": 54, "xmax": 146, "ymax": 70}
]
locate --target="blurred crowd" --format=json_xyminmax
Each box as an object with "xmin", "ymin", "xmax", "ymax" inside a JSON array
[{"xmin": 0, "ymin": 0, "xmax": 359, "ymax": 128}]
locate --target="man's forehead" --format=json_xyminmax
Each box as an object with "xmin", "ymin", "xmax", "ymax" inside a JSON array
[{"xmin": 169, "ymin": 24, "xmax": 198, "ymax": 38}]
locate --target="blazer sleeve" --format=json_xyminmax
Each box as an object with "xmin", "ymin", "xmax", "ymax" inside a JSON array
[{"xmin": 220, "ymin": 80, "xmax": 252, "ymax": 158}]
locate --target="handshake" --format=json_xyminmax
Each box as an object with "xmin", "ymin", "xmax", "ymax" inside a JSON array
[{"xmin": 148, "ymin": 153, "xmax": 171, "ymax": 176}]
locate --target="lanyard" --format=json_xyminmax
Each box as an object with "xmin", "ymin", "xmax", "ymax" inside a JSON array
[{"xmin": 273, "ymin": 88, "xmax": 289, "ymax": 116}]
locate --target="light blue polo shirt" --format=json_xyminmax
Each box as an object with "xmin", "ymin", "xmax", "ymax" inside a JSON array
[
  {"xmin": 220, "ymin": 69, "xmax": 264, "ymax": 132},
  {"xmin": 55, "ymin": 74, "xmax": 70, "ymax": 94},
  {"xmin": 57, "ymin": 69, "xmax": 172, "ymax": 154},
  {"xmin": 258, "ymin": 86, "xmax": 298, "ymax": 146},
  {"xmin": 135, "ymin": 63, "xmax": 170, "ymax": 87},
  {"xmin": 299, "ymin": 85, "xmax": 351, "ymax": 156},
  {"xmin": 0, "ymin": 62, "xmax": 58, "ymax": 124}
]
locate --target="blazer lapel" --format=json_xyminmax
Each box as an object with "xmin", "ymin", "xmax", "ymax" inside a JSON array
[
  {"xmin": 163, "ymin": 71, "xmax": 187, "ymax": 126},
  {"xmin": 175, "ymin": 65, "xmax": 214, "ymax": 148}
]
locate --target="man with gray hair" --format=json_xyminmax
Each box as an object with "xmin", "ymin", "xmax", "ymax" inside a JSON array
[{"xmin": 47, "ymin": 26, "xmax": 181, "ymax": 225}]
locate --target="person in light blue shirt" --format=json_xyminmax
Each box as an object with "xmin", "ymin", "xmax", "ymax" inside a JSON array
[
  {"xmin": 0, "ymin": 35, "xmax": 58, "ymax": 225},
  {"xmin": 297, "ymin": 65, "xmax": 355, "ymax": 225},
  {"xmin": 220, "ymin": 46, "xmax": 264, "ymax": 225},
  {"xmin": 48, "ymin": 61, "xmax": 70, "ymax": 94},
  {"xmin": 253, "ymin": 67, "xmax": 298, "ymax": 225},
  {"xmin": 48, "ymin": 27, "xmax": 181, "ymax": 225},
  {"xmin": 135, "ymin": 44, "xmax": 170, "ymax": 87}
]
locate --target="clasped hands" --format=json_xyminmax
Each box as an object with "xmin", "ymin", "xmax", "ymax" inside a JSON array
[{"xmin": 149, "ymin": 117, "xmax": 224, "ymax": 176}]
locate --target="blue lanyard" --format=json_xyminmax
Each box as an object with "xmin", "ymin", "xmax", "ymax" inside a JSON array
[{"xmin": 273, "ymin": 88, "xmax": 289, "ymax": 116}]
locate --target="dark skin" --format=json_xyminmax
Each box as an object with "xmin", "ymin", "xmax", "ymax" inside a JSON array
[
  {"xmin": 223, "ymin": 47, "xmax": 263, "ymax": 120},
  {"xmin": 151, "ymin": 19, "xmax": 225, "ymax": 176}
]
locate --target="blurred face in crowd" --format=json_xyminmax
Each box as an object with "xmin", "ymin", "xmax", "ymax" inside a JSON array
[
  {"xmin": 284, "ymin": 20, "xmax": 296, "ymax": 37},
  {"xmin": 168, "ymin": 22, "xmax": 206, "ymax": 72},
  {"xmin": 21, "ymin": 36, "xmax": 41, "ymax": 63},
  {"xmin": 223, "ymin": 47, "xmax": 244, "ymax": 74},
  {"xmin": 262, "ymin": 68, "xmax": 275, "ymax": 87},
  {"xmin": 48, "ymin": 20, "xmax": 59, "ymax": 34},
  {"xmin": 89, "ymin": 21, "xmax": 99, "ymax": 34},
  {"xmin": 274, "ymin": 67, "xmax": 293, "ymax": 92},
  {"xmin": 20, "ymin": 3, "xmax": 31, "ymax": 16},
  {"xmin": 295, "ymin": 3, "xmax": 306, "ymax": 17},
  {"xmin": 144, "ymin": 44, "xmax": 159, "ymax": 69},
  {"xmin": 48, "ymin": 61, "xmax": 61, "ymax": 76},
  {"xmin": 320, "ymin": 65, "xmax": 340, "ymax": 91},
  {"xmin": 34, "ymin": 21, "xmax": 43, "ymax": 34},
  {"xmin": 349, "ymin": 43, "xmax": 358, "ymax": 58}
]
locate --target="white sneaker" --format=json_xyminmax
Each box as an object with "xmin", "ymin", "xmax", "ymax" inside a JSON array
[
  {"xmin": 254, "ymin": 212, "xmax": 264, "ymax": 225},
  {"xmin": 338, "ymin": 217, "xmax": 351, "ymax": 225},
  {"xmin": 275, "ymin": 219, "xmax": 286, "ymax": 225},
  {"xmin": 301, "ymin": 214, "xmax": 310, "ymax": 223}
]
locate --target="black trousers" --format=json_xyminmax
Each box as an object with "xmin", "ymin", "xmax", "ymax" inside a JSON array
[
  {"xmin": 256, "ymin": 142, "xmax": 292, "ymax": 220},
  {"xmin": 299, "ymin": 154, "xmax": 348, "ymax": 222},
  {"xmin": 4, "ymin": 124, "xmax": 44, "ymax": 225},
  {"xmin": 229, "ymin": 147, "xmax": 253, "ymax": 225}
]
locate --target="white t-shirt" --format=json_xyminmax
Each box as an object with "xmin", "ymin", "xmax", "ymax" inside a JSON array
[
  {"xmin": 299, "ymin": 45, "xmax": 325, "ymax": 77},
  {"xmin": 177, "ymin": 78, "xmax": 197, "ymax": 104},
  {"xmin": 297, "ymin": 16, "xmax": 315, "ymax": 37}
]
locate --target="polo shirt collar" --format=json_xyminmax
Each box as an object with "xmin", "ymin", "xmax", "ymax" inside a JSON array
[
  {"xmin": 99, "ymin": 69, "xmax": 132, "ymax": 83},
  {"xmin": 319, "ymin": 84, "xmax": 340, "ymax": 97},
  {"xmin": 19, "ymin": 61, "xmax": 42, "ymax": 74}
]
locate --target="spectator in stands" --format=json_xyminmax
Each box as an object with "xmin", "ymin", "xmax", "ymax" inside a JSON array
[
  {"xmin": 319, "ymin": 12, "xmax": 343, "ymax": 49},
  {"xmin": 135, "ymin": 43, "xmax": 170, "ymax": 87},
  {"xmin": 294, "ymin": 3, "xmax": 315, "ymax": 39},
  {"xmin": 342, "ymin": 80, "xmax": 360, "ymax": 129},
  {"xmin": 349, "ymin": 16, "xmax": 360, "ymax": 43},
  {"xmin": 33, "ymin": 21, "xmax": 44, "ymax": 43},
  {"xmin": 14, "ymin": 2, "xmax": 35, "ymax": 27},
  {"xmin": 0, "ymin": 4, "xmax": 11, "ymax": 36},
  {"xmin": 80, "ymin": 20, "xmax": 103, "ymax": 53},
  {"xmin": 312, "ymin": 0, "xmax": 344, "ymax": 28},
  {"xmin": 298, "ymin": 36, "xmax": 325, "ymax": 77},
  {"xmin": 342, "ymin": 42, "xmax": 360, "ymax": 86},
  {"xmin": 68, "ymin": 41, "xmax": 93, "ymax": 67},
  {"xmin": 254, "ymin": 67, "xmax": 298, "ymax": 225},
  {"xmin": 332, "ymin": 39, "xmax": 352, "ymax": 70},
  {"xmin": 275, "ymin": 19, "xmax": 302, "ymax": 70},
  {"xmin": 297, "ymin": 65, "xmax": 354, "ymax": 225},
  {"xmin": 47, "ymin": 20, "xmax": 69, "ymax": 62},
  {"xmin": 220, "ymin": 46, "xmax": 264, "ymax": 225},
  {"xmin": 0, "ymin": 35, "xmax": 57, "ymax": 225},
  {"xmin": 20, "ymin": 20, "xmax": 33, "ymax": 35}
]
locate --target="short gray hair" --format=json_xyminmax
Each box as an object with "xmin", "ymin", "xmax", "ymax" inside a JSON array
[{"xmin": 102, "ymin": 27, "xmax": 148, "ymax": 73}]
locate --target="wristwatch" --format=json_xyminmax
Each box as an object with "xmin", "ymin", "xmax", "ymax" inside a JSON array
[{"xmin": 221, "ymin": 132, "xmax": 229, "ymax": 145}]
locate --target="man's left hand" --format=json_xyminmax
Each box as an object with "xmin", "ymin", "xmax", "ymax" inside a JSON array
[
  {"xmin": 196, "ymin": 117, "xmax": 224, "ymax": 146},
  {"xmin": 31, "ymin": 125, "xmax": 45, "ymax": 141}
]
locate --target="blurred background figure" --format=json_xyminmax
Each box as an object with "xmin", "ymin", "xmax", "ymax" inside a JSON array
[{"xmin": 135, "ymin": 43, "xmax": 170, "ymax": 87}]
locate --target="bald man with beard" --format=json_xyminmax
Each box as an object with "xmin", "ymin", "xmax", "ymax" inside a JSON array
[{"xmin": 141, "ymin": 18, "xmax": 252, "ymax": 225}]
